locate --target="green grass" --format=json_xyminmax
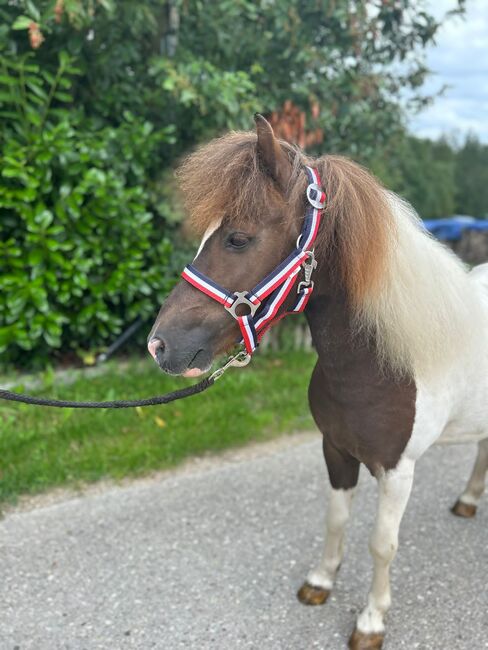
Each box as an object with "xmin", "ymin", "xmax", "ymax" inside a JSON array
[{"xmin": 0, "ymin": 351, "xmax": 316, "ymax": 505}]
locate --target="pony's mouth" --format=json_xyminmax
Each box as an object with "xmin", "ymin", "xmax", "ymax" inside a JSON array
[
  {"xmin": 185, "ymin": 348, "xmax": 211, "ymax": 375},
  {"xmin": 161, "ymin": 348, "xmax": 212, "ymax": 378},
  {"xmin": 182, "ymin": 367, "xmax": 205, "ymax": 378},
  {"xmin": 180, "ymin": 349, "xmax": 207, "ymax": 377}
]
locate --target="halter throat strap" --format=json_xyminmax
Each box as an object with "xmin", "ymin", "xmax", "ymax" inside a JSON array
[{"xmin": 181, "ymin": 165, "xmax": 326, "ymax": 356}]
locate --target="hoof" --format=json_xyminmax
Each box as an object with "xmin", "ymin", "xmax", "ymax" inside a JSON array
[
  {"xmin": 348, "ymin": 630, "xmax": 384, "ymax": 650},
  {"xmin": 451, "ymin": 500, "xmax": 477, "ymax": 518},
  {"xmin": 296, "ymin": 582, "xmax": 330, "ymax": 606}
]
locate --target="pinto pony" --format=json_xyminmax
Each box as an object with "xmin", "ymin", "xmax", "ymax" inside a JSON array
[{"xmin": 148, "ymin": 115, "xmax": 488, "ymax": 649}]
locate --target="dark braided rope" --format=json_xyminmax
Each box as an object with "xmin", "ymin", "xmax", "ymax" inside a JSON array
[{"xmin": 0, "ymin": 376, "xmax": 214, "ymax": 409}]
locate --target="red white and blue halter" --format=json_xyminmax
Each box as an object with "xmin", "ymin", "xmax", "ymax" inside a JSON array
[{"xmin": 181, "ymin": 166, "xmax": 326, "ymax": 358}]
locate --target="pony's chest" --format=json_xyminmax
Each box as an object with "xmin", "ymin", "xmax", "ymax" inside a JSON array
[{"xmin": 312, "ymin": 366, "xmax": 417, "ymax": 473}]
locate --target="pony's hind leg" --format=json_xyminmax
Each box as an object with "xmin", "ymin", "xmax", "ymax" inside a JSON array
[
  {"xmin": 297, "ymin": 435, "xmax": 359, "ymax": 606},
  {"xmin": 349, "ymin": 456, "xmax": 415, "ymax": 650},
  {"xmin": 452, "ymin": 438, "xmax": 488, "ymax": 518}
]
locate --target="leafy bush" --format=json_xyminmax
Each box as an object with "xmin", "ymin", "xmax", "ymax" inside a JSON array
[{"xmin": 0, "ymin": 53, "xmax": 176, "ymax": 365}]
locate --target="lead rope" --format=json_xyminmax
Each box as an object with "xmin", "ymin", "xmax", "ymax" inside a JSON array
[{"xmin": 0, "ymin": 351, "xmax": 249, "ymax": 409}]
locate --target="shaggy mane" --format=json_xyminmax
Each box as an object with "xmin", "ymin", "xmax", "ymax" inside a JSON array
[{"xmin": 177, "ymin": 131, "xmax": 483, "ymax": 379}]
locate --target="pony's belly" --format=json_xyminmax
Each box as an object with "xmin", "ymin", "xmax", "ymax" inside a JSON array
[
  {"xmin": 435, "ymin": 426, "xmax": 488, "ymax": 446},
  {"xmin": 435, "ymin": 377, "xmax": 488, "ymax": 445}
]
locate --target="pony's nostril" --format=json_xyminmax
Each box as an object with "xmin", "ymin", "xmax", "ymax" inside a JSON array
[
  {"xmin": 148, "ymin": 337, "xmax": 164, "ymax": 361},
  {"xmin": 155, "ymin": 345, "xmax": 166, "ymax": 367}
]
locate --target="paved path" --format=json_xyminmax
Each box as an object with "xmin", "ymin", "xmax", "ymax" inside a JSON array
[{"xmin": 1, "ymin": 434, "xmax": 487, "ymax": 650}]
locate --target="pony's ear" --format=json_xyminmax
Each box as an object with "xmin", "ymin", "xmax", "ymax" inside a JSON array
[{"xmin": 254, "ymin": 113, "xmax": 292, "ymax": 192}]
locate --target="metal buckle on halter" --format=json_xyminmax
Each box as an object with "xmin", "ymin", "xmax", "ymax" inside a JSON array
[
  {"xmin": 306, "ymin": 182, "xmax": 325, "ymax": 209},
  {"xmin": 297, "ymin": 280, "xmax": 314, "ymax": 294},
  {"xmin": 303, "ymin": 250, "xmax": 317, "ymax": 283},
  {"xmin": 224, "ymin": 291, "xmax": 260, "ymax": 320},
  {"xmin": 297, "ymin": 250, "xmax": 317, "ymax": 294},
  {"xmin": 210, "ymin": 350, "xmax": 252, "ymax": 381}
]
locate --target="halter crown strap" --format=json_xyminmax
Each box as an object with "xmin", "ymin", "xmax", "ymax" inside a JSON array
[{"xmin": 181, "ymin": 165, "xmax": 326, "ymax": 355}]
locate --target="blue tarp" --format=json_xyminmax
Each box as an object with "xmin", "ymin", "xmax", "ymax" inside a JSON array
[{"xmin": 423, "ymin": 216, "xmax": 488, "ymax": 241}]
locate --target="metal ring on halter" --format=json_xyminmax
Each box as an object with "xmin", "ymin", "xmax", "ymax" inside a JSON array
[
  {"xmin": 224, "ymin": 291, "xmax": 260, "ymax": 320},
  {"xmin": 306, "ymin": 182, "xmax": 326, "ymax": 209}
]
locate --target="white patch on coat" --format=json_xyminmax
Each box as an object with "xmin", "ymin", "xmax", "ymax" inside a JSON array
[{"xmin": 193, "ymin": 219, "xmax": 222, "ymax": 261}]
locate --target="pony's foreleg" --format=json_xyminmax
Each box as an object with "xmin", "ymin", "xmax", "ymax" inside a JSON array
[
  {"xmin": 349, "ymin": 457, "xmax": 415, "ymax": 650},
  {"xmin": 452, "ymin": 438, "xmax": 488, "ymax": 518},
  {"xmin": 297, "ymin": 436, "xmax": 359, "ymax": 606},
  {"xmin": 297, "ymin": 485, "xmax": 356, "ymax": 605}
]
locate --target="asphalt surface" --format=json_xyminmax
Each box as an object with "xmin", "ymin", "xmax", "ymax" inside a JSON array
[{"xmin": 1, "ymin": 434, "xmax": 487, "ymax": 650}]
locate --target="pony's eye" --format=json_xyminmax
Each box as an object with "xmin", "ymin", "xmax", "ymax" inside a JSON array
[{"xmin": 226, "ymin": 233, "xmax": 250, "ymax": 249}]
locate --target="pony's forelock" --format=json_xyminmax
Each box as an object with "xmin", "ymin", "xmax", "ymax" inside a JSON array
[{"xmin": 177, "ymin": 132, "xmax": 300, "ymax": 235}]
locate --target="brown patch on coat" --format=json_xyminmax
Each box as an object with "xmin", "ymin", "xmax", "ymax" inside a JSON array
[{"xmin": 306, "ymin": 291, "xmax": 416, "ymax": 484}]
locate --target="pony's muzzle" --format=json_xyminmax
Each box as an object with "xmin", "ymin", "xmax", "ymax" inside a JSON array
[{"xmin": 147, "ymin": 325, "xmax": 214, "ymax": 377}]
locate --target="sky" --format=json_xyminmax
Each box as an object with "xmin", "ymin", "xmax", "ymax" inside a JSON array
[{"xmin": 408, "ymin": 0, "xmax": 488, "ymax": 142}]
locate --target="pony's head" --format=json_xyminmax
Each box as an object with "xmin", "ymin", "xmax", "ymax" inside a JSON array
[
  {"xmin": 147, "ymin": 115, "xmax": 307, "ymax": 376},
  {"xmin": 148, "ymin": 114, "xmax": 393, "ymax": 377}
]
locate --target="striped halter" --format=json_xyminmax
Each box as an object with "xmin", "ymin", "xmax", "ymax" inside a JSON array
[{"xmin": 181, "ymin": 166, "xmax": 326, "ymax": 359}]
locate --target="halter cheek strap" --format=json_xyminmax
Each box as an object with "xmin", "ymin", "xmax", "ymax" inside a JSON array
[{"xmin": 181, "ymin": 165, "xmax": 326, "ymax": 357}]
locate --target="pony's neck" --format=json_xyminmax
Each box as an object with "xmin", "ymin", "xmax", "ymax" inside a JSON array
[{"xmin": 304, "ymin": 281, "xmax": 381, "ymax": 380}]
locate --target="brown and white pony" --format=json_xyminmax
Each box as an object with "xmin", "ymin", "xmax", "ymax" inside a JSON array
[{"xmin": 148, "ymin": 115, "xmax": 488, "ymax": 649}]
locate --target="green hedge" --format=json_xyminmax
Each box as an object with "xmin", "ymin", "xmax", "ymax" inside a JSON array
[{"xmin": 0, "ymin": 54, "xmax": 175, "ymax": 366}]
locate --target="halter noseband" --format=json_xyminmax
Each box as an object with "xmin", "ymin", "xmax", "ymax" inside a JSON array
[{"xmin": 181, "ymin": 166, "xmax": 326, "ymax": 359}]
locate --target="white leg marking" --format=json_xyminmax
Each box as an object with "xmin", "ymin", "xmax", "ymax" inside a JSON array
[
  {"xmin": 458, "ymin": 438, "xmax": 488, "ymax": 506},
  {"xmin": 193, "ymin": 219, "xmax": 222, "ymax": 261},
  {"xmin": 307, "ymin": 487, "xmax": 355, "ymax": 590},
  {"xmin": 356, "ymin": 457, "xmax": 415, "ymax": 635}
]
